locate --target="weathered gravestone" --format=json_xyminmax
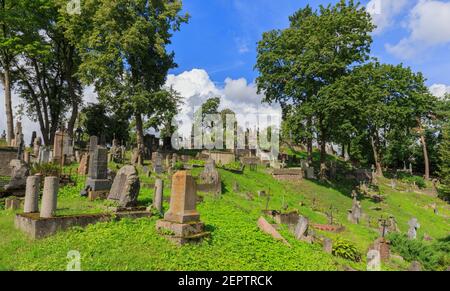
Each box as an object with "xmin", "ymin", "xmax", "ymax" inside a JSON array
[
  {"xmin": 38, "ymin": 147, "xmax": 51, "ymax": 164},
  {"xmin": 40, "ymin": 176, "xmax": 59, "ymax": 218},
  {"xmin": 78, "ymin": 153, "xmax": 90, "ymax": 175},
  {"xmin": 24, "ymin": 175, "xmax": 41, "ymax": 213},
  {"xmin": 81, "ymin": 147, "xmax": 111, "ymax": 196},
  {"xmin": 408, "ymin": 218, "xmax": 420, "ymax": 240},
  {"xmin": 5, "ymin": 196, "xmax": 21, "ymax": 210},
  {"xmin": 156, "ymin": 171, "xmax": 209, "ymax": 245},
  {"xmin": 153, "ymin": 152, "xmax": 164, "ymax": 174},
  {"xmin": 257, "ymin": 216, "xmax": 290, "ymax": 246},
  {"xmin": 107, "ymin": 165, "xmax": 140, "ymax": 208},
  {"xmin": 33, "ymin": 137, "xmax": 42, "ymax": 158},
  {"xmin": 323, "ymin": 238, "xmax": 333, "ymax": 254},
  {"xmin": 294, "ymin": 216, "xmax": 312, "ymax": 243},
  {"xmin": 348, "ymin": 197, "xmax": 363, "ymax": 224},
  {"xmin": 153, "ymin": 179, "xmax": 164, "ymax": 213},
  {"xmin": 4, "ymin": 159, "xmax": 29, "ymax": 191},
  {"xmin": 198, "ymin": 159, "xmax": 221, "ymax": 195}
]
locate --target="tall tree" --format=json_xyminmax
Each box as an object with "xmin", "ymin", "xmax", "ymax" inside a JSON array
[
  {"xmin": 256, "ymin": 0, "xmax": 374, "ymax": 176},
  {"xmin": 0, "ymin": 0, "xmax": 29, "ymax": 143},
  {"xmin": 322, "ymin": 62, "xmax": 431, "ymax": 177},
  {"xmin": 13, "ymin": 0, "xmax": 81, "ymax": 145},
  {"xmin": 60, "ymin": 0, "xmax": 189, "ymax": 158}
]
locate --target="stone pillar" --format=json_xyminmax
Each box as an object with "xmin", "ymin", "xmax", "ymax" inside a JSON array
[
  {"xmin": 40, "ymin": 177, "xmax": 59, "ymax": 218},
  {"xmin": 164, "ymin": 171, "xmax": 199, "ymax": 223},
  {"xmin": 153, "ymin": 179, "xmax": 164, "ymax": 213},
  {"xmin": 24, "ymin": 151, "xmax": 31, "ymax": 164},
  {"xmin": 24, "ymin": 175, "xmax": 41, "ymax": 213}
]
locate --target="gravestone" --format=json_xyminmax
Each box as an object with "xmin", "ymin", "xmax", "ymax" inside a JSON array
[
  {"xmin": 258, "ymin": 216, "xmax": 290, "ymax": 246},
  {"xmin": 294, "ymin": 216, "xmax": 309, "ymax": 241},
  {"xmin": 24, "ymin": 151, "xmax": 31, "ymax": 164},
  {"xmin": 4, "ymin": 159, "xmax": 29, "ymax": 191},
  {"xmin": 323, "ymin": 238, "xmax": 333, "ymax": 254},
  {"xmin": 78, "ymin": 153, "xmax": 90, "ymax": 175},
  {"xmin": 107, "ymin": 165, "xmax": 140, "ymax": 208},
  {"xmin": 24, "ymin": 175, "xmax": 41, "ymax": 213},
  {"xmin": 40, "ymin": 177, "xmax": 59, "ymax": 218},
  {"xmin": 199, "ymin": 159, "xmax": 221, "ymax": 186},
  {"xmin": 153, "ymin": 179, "xmax": 164, "ymax": 213},
  {"xmin": 156, "ymin": 171, "xmax": 209, "ymax": 245},
  {"xmin": 153, "ymin": 152, "xmax": 164, "ymax": 174},
  {"xmin": 348, "ymin": 197, "xmax": 363, "ymax": 224},
  {"xmin": 367, "ymin": 250, "xmax": 381, "ymax": 271},
  {"xmin": 38, "ymin": 147, "xmax": 51, "ymax": 164},
  {"xmin": 373, "ymin": 237, "xmax": 390, "ymax": 261},
  {"xmin": 81, "ymin": 147, "xmax": 111, "ymax": 195},
  {"xmin": 109, "ymin": 139, "xmax": 122, "ymax": 163},
  {"xmin": 5, "ymin": 196, "xmax": 20, "ymax": 210},
  {"xmin": 33, "ymin": 137, "xmax": 42, "ymax": 158},
  {"xmin": 408, "ymin": 218, "xmax": 420, "ymax": 240},
  {"xmin": 305, "ymin": 167, "xmax": 315, "ymax": 179},
  {"xmin": 52, "ymin": 130, "xmax": 65, "ymax": 164}
]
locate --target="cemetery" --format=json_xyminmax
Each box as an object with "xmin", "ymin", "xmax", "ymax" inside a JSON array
[{"xmin": 0, "ymin": 0, "xmax": 449, "ymax": 273}]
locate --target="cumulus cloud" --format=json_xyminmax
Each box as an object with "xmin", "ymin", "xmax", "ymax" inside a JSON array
[
  {"xmin": 367, "ymin": 0, "xmax": 409, "ymax": 34},
  {"xmin": 165, "ymin": 69, "xmax": 281, "ymax": 143},
  {"xmin": 386, "ymin": 0, "xmax": 450, "ymax": 59},
  {"xmin": 429, "ymin": 83, "xmax": 450, "ymax": 98}
]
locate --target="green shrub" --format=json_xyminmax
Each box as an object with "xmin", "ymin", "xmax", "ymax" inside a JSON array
[
  {"xmin": 31, "ymin": 163, "xmax": 61, "ymax": 177},
  {"xmin": 388, "ymin": 233, "xmax": 449, "ymax": 270},
  {"xmin": 222, "ymin": 161, "xmax": 243, "ymax": 171},
  {"xmin": 172, "ymin": 161, "xmax": 185, "ymax": 171},
  {"xmin": 401, "ymin": 175, "xmax": 426, "ymax": 189},
  {"xmin": 332, "ymin": 238, "xmax": 361, "ymax": 262}
]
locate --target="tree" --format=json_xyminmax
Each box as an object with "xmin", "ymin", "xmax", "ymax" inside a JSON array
[
  {"xmin": 13, "ymin": 0, "xmax": 81, "ymax": 145},
  {"xmin": 0, "ymin": 0, "xmax": 32, "ymax": 143},
  {"xmin": 60, "ymin": 0, "xmax": 189, "ymax": 159},
  {"xmin": 322, "ymin": 62, "xmax": 431, "ymax": 177},
  {"xmin": 256, "ymin": 0, "xmax": 374, "ymax": 176}
]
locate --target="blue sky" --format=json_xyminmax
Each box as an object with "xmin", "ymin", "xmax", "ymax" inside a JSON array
[
  {"xmin": 168, "ymin": 0, "xmax": 450, "ymax": 88},
  {"xmin": 2, "ymin": 0, "xmax": 450, "ymax": 141}
]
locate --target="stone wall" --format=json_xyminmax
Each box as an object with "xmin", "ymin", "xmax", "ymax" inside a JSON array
[{"xmin": 0, "ymin": 147, "xmax": 17, "ymax": 176}]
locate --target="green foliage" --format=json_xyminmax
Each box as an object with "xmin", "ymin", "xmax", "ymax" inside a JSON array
[
  {"xmin": 31, "ymin": 163, "xmax": 61, "ymax": 177},
  {"xmin": 221, "ymin": 161, "xmax": 244, "ymax": 172},
  {"xmin": 438, "ymin": 121, "xmax": 450, "ymax": 200},
  {"xmin": 402, "ymin": 175, "xmax": 426, "ymax": 189},
  {"xmin": 172, "ymin": 161, "xmax": 184, "ymax": 171},
  {"xmin": 332, "ymin": 238, "xmax": 361, "ymax": 262},
  {"xmin": 388, "ymin": 233, "xmax": 449, "ymax": 271}
]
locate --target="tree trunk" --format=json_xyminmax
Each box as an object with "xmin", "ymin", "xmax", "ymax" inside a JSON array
[
  {"xmin": 341, "ymin": 144, "xmax": 345, "ymax": 159},
  {"xmin": 417, "ymin": 119, "xmax": 430, "ymax": 180},
  {"xmin": 135, "ymin": 112, "xmax": 144, "ymax": 165},
  {"xmin": 320, "ymin": 138, "xmax": 327, "ymax": 179},
  {"xmin": 307, "ymin": 117, "xmax": 313, "ymax": 164},
  {"xmin": 1, "ymin": 68, "xmax": 14, "ymax": 144},
  {"xmin": 370, "ymin": 133, "xmax": 383, "ymax": 177}
]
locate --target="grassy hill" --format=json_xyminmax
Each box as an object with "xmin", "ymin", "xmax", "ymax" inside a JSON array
[{"xmin": 0, "ymin": 158, "xmax": 448, "ymax": 271}]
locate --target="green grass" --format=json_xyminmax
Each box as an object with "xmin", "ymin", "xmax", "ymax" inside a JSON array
[{"xmin": 0, "ymin": 157, "xmax": 448, "ymax": 271}]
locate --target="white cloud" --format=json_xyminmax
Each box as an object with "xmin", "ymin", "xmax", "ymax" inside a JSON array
[
  {"xmin": 165, "ymin": 69, "xmax": 281, "ymax": 141},
  {"xmin": 429, "ymin": 83, "xmax": 450, "ymax": 98},
  {"xmin": 367, "ymin": 0, "xmax": 409, "ymax": 34},
  {"xmin": 234, "ymin": 37, "xmax": 250, "ymax": 54},
  {"xmin": 386, "ymin": 0, "xmax": 450, "ymax": 59}
]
